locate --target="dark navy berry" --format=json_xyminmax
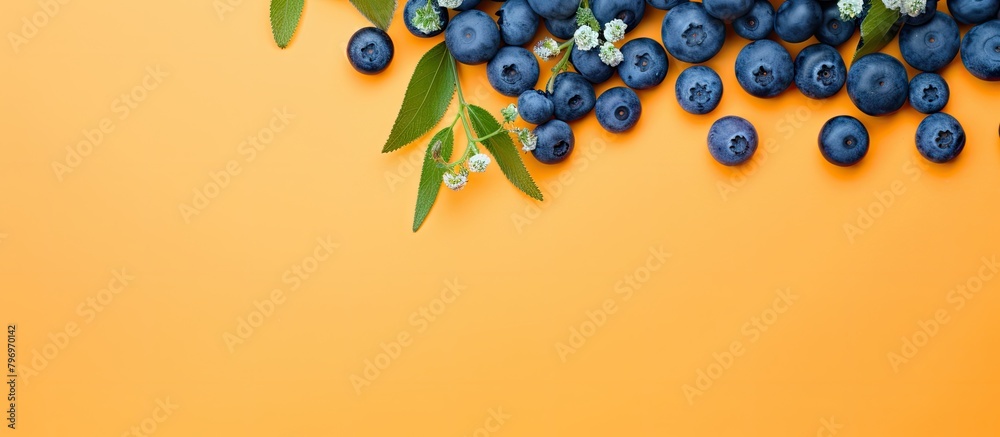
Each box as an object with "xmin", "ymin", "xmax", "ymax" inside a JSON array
[
  {"xmin": 617, "ymin": 37, "xmax": 669, "ymax": 89},
  {"xmin": 517, "ymin": 90, "xmax": 555, "ymax": 124},
  {"xmin": 793, "ymin": 43, "xmax": 846, "ymax": 99},
  {"xmin": 815, "ymin": 1, "xmax": 855, "ymax": 46},
  {"xmin": 908, "ymin": 72, "xmax": 950, "ymax": 113},
  {"xmin": 674, "ymin": 65, "xmax": 723, "ymax": 114},
  {"xmin": 446, "ymin": 10, "xmax": 502, "ymax": 65},
  {"xmin": 544, "ymin": 16, "xmax": 578, "ymax": 40},
  {"xmin": 647, "ymin": 0, "xmax": 690, "ymax": 9},
  {"xmin": 532, "ymin": 120, "xmax": 575, "ymax": 164},
  {"xmin": 551, "ymin": 72, "xmax": 597, "ymax": 122},
  {"xmin": 947, "ymin": 0, "xmax": 999, "ymax": 24},
  {"xmin": 453, "ymin": 0, "xmax": 483, "ymax": 11},
  {"xmin": 708, "ymin": 116, "xmax": 758, "ymax": 166},
  {"xmin": 735, "ymin": 39, "xmax": 794, "ymax": 98},
  {"xmin": 404, "ymin": 0, "xmax": 448, "ymax": 38},
  {"xmin": 774, "ymin": 0, "xmax": 823, "ymax": 43},
  {"xmin": 846, "ymin": 53, "xmax": 909, "ymax": 116},
  {"xmin": 527, "ymin": 0, "xmax": 581, "ymax": 19},
  {"xmin": 595, "ymin": 87, "xmax": 642, "ymax": 133},
  {"xmin": 571, "ymin": 44, "xmax": 616, "ymax": 83},
  {"xmin": 592, "ymin": 0, "xmax": 647, "ymax": 33},
  {"xmin": 960, "ymin": 20, "xmax": 1000, "ymax": 80},
  {"xmin": 347, "ymin": 27, "xmax": 394, "ymax": 75},
  {"xmin": 898, "ymin": 12, "xmax": 960, "ymax": 72},
  {"xmin": 732, "ymin": 0, "xmax": 775, "ymax": 41},
  {"xmin": 661, "ymin": 2, "xmax": 726, "ymax": 63},
  {"xmin": 818, "ymin": 116, "xmax": 869, "ymax": 166},
  {"xmin": 703, "ymin": 0, "xmax": 754, "ymax": 22},
  {"xmin": 486, "ymin": 47, "xmax": 540, "ymax": 97},
  {"xmin": 916, "ymin": 112, "xmax": 965, "ymax": 163},
  {"xmin": 497, "ymin": 0, "xmax": 540, "ymax": 46},
  {"xmin": 906, "ymin": 0, "xmax": 938, "ymax": 25}
]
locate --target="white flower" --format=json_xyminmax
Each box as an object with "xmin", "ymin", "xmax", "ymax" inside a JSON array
[
  {"xmin": 837, "ymin": 0, "xmax": 864, "ymax": 19},
  {"xmin": 599, "ymin": 42, "xmax": 624, "ymax": 67},
  {"xmin": 516, "ymin": 128, "xmax": 537, "ymax": 152},
  {"xmin": 437, "ymin": 0, "xmax": 462, "ymax": 8},
  {"xmin": 467, "ymin": 153, "xmax": 491, "ymax": 173},
  {"xmin": 901, "ymin": 0, "xmax": 927, "ymax": 16},
  {"xmin": 603, "ymin": 19, "xmax": 627, "ymax": 43},
  {"xmin": 533, "ymin": 38, "xmax": 561, "ymax": 60},
  {"xmin": 413, "ymin": 2, "xmax": 443, "ymax": 34},
  {"xmin": 881, "ymin": 0, "xmax": 902, "ymax": 12},
  {"xmin": 501, "ymin": 104, "xmax": 518, "ymax": 123},
  {"xmin": 443, "ymin": 171, "xmax": 467, "ymax": 191},
  {"xmin": 574, "ymin": 26, "xmax": 600, "ymax": 51}
]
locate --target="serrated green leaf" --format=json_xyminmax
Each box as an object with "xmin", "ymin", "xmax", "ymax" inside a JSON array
[
  {"xmin": 854, "ymin": 1, "xmax": 903, "ymax": 61},
  {"xmin": 383, "ymin": 42, "xmax": 457, "ymax": 153},
  {"xmin": 413, "ymin": 128, "xmax": 454, "ymax": 232},
  {"xmin": 270, "ymin": 0, "xmax": 304, "ymax": 49},
  {"xmin": 349, "ymin": 0, "xmax": 397, "ymax": 31},
  {"xmin": 467, "ymin": 105, "xmax": 543, "ymax": 201}
]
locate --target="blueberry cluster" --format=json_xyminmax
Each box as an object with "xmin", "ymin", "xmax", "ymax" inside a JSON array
[{"xmin": 347, "ymin": 0, "xmax": 1000, "ymax": 168}]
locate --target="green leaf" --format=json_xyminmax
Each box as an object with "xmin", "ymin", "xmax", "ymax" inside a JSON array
[
  {"xmin": 467, "ymin": 105, "xmax": 543, "ymax": 201},
  {"xmin": 854, "ymin": 1, "xmax": 903, "ymax": 61},
  {"xmin": 413, "ymin": 128, "xmax": 454, "ymax": 232},
  {"xmin": 349, "ymin": 0, "xmax": 397, "ymax": 31},
  {"xmin": 383, "ymin": 42, "xmax": 457, "ymax": 153},
  {"xmin": 270, "ymin": 0, "xmax": 304, "ymax": 49}
]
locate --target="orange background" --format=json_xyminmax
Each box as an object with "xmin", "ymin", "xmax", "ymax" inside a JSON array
[{"xmin": 3, "ymin": 0, "xmax": 1000, "ymax": 435}]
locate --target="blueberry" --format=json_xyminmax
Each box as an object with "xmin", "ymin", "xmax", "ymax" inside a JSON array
[
  {"xmin": 960, "ymin": 20, "xmax": 1000, "ymax": 80},
  {"xmin": 793, "ymin": 43, "xmax": 846, "ymax": 99},
  {"xmin": 517, "ymin": 90, "xmax": 555, "ymax": 124},
  {"xmin": 544, "ymin": 16, "xmax": 579, "ymax": 40},
  {"xmin": 703, "ymin": 0, "xmax": 754, "ymax": 22},
  {"xmin": 661, "ymin": 2, "xmax": 726, "ymax": 63},
  {"xmin": 818, "ymin": 116, "xmax": 869, "ymax": 166},
  {"xmin": 452, "ymin": 0, "xmax": 483, "ymax": 11},
  {"xmin": 815, "ymin": 1, "xmax": 855, "ymax": 46},
  {"xmin": 947, "ymin": 0, "xmax": 999, "ymax": 24},
  {"xmin": 908, "ymin": 72, "xmax": 950, "ymax": 113},
  {"xmin": 906, "ymin": 0, "xmax": 938, "ymax": 25},
  {"xmin": 551, "ymin": 72, "xmax": 597, "ymax": 121},
  {"xmin": 592, "ymin": 0, "xmax": 646, "ymax": 33},
  {"xmin": 532, "ymin": 120, "xmax": 575, "ymax": 164},
  {"xmin": 732, "ymin": 0, "xmax": 775, "ymax": 41},
  {"xmin": 707, "ymin": 116, "xmax": 758, "ymax": 166},
  {"xmin": 774, "ymin": 0, "xmax": 823, "ymax": 43},
  {"xmin": 915, "ymin": 112, "xmax": 965, "ymax": 163},
  {"xmin": 347, "ymin": 27, "xmax": 394, "ymax": 75},
  {"xmin": 403, "ymin": 0, "xmax": 448, "ymax": 38},
  {"xmin": 846, "ymin": 53, "xmax": 909, "ymax": 116},
  {"xmin": 674, "ymin": 65, "xmax": 724, "ymax": 114},
  {"xmin": 527, "ymin": 0, "xmax": 581, "ymax": 19},
  {"xmin": 571, "ymin": 44, "xmax": 616, "ymax": 83},
  {"xmin": 595, "ymin": 87, "xmax": 642, "ymax": 132},
  {"xmin": 735, "ymin": 39, "xmax": 794, "ymax": 98},
  {"xmin": 617, "ymin": 38, "xmax": 670, "ymax": 89},
  {"xmin": 486, "ymin": 47, "xmax": 540, "ymax": 97},
  {"xmin": 898, "ymin": 12, "xmax": 960, "ymax": 72},
  {"xmin": 647, "ymin": 0, "xmax": 690, "ymax": 9},
  {"xmin": 446, "ymin": 10, "xmax": 502, "ymax": 65},
  {"xmin": 497, "ymin": 0, "xmax": 540, "ymax": 46}
]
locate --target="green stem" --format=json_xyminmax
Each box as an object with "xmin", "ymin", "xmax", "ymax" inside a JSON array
[
  {"xmin": 440, "ymin": 59, "xmax": 480, "ymax": 170},
  {"xmin": 545, "ymin": 40, "xmax": 575, "ymax": 93},
  {"xmin": 472, "ymin": 128, "xmax": 505, "ymax": 143}
]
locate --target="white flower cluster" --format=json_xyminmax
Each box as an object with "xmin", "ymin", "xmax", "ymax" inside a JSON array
[
  {"xmin": 437, "ymin": 0, "xmax": 462, "ymax": 9},
  {"xmin": 412, "ymin": 0, "xmax": 443, "ymax": 34},
  {"xmin": 533, "ymin": 38, "xmax": 562, "ymax": 60},
  {"xmin": 467, "ymin": 153, "xmax": 491, "ymax": 173},
  {"xmin": 880, "ymin": 0, "xmax": 928, "ymax": 17},
  {"xmin": 514, "ymin": 128, "xmax": 537, "ymax": 152},
  {"xmin": 574, "ymin": 19, "xmax": 627, "ymax": 67},
  {"xmin": 837, "ymin": 0, "xmax": 864, "ymax": 19},
  {"xmin": 443, "ymin": 170, "xmax": 468, "ymax": 190}
]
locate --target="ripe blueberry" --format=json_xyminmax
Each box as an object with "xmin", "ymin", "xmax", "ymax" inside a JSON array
[
  {"xmin": 774, "ymin": 0, "xmax": 823, "ymax": 43},
  {"xmin": 703, "ymin": 0, "xmax": 755, "ymax": 22},
  {"xmin": 595, "ymin": 87, "xmax": 643, "ymax": 133},
  {"xmin": 735, "ymin": 39, "xmax": 794, "ymax": 98},
  {"xmin": 445, "ymin": 10, "xmax": 502, "ymax": 65},
  {"xmin": 592, "ymin": 0, "xmax": 647, "ymax": 33},
  {"xmin": 618, "ymin": 38, "xmax": 670, "ymax": 90},
  {"xmin": 571, "ymin": 44, "xmax": 616, "ymax": 84},
  {"xmin": 708, "ymin": 116, "xmax": 758, "ymax": 166},
  {"xmin": 916, "ymin": 112, "xmax": 965, "ymax": 163},
  {"xmin": 551, "ymin": 72, "xmax": 597, "ymax": 122},
  {"xmin": 815, "ymin": 1, "xmax": 856, "ymax": 46},
  {"xmin": 661, "ymin": 2, "xmax": 726, "ymax": 63},
  {"xmin": 793, "ymin": 43, "xmax": 846, "ymax": 99},
  {"xmin": 898, "ymin": 12, "xmax": 960, "ymax": 72},
  {"xmin": 732, "ymin": 0, "xmax": 775, "ymax": 41},
  {"xmin": 947, "ymin": 0, "xmax": 999, "ymax": 24},
  {"xmin": 403, "ymin": 0, "xmax": 448, "ymax": 38},
  {"xmin": 532, "ymin": 120, "xmax": 575, "ymax": 164},
  {"xmin": 818, "ymin": 116, "xmax": 869, "ymax": 166},
  {"xmin": 960, "ymin": 20, "xmax": 1000, "ymax": 80},
  {"xmin": 497, "ymin": 0, "xmax": 540, "ymax": 46},
  {"xmin": 527, "ymin": 0, "xmax": 581, "ymax": 20},
  {"xmin": 647, "ymin": 0, "xmax": 690, "ymax": 9},
  {"xmin": 347, "ymin": 27, "xmax": 394, "ymax": 75},
  {"xmin": 487, "ymin": 47, "xmax": 540, "ymax": 97},
  {"xmin": 908, "ymin": 72, "xmax": 950, "ymax": 114},
  {"xmin": 517, "ymin": 90, "xmax": 555, "ymax": 125},
  {"xmin": 674, "ymin": 65, "xmax": 724, "ymax": 115},
  {"xmin": 544, "ymin": 16, "xmax": 578, "ymax": 39},
  {"xmin": 846, "ymin": 53, "xmax": 909, "ymax": 116}
]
